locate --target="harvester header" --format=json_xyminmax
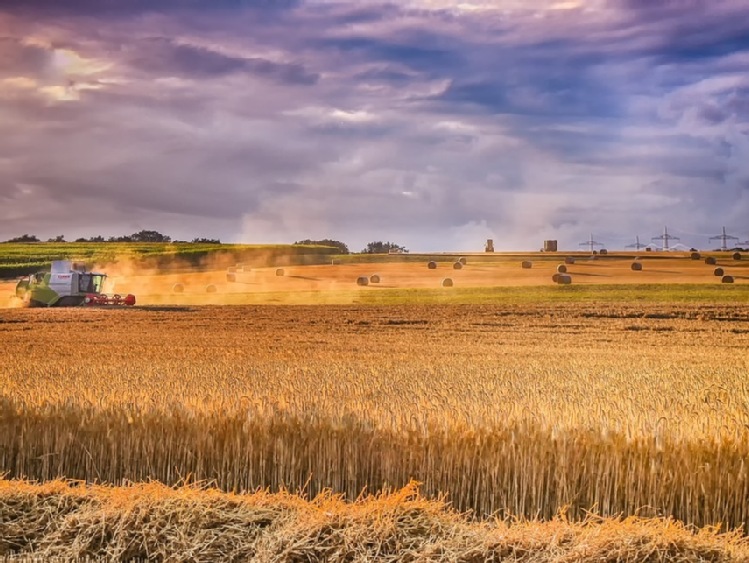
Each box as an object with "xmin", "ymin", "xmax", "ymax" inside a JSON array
[{"xmin": 15, "ymin": 260, "xmax": 135, "ymax": 307}]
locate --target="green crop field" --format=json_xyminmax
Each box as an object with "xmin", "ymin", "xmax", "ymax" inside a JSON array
[{"xmin": 0, "ymin": 242, "xmax": 341, "ymax": 279}]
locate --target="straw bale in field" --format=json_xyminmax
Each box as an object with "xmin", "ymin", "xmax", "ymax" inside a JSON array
[
  {"xmin": 551, "ymin": 273, "xmax": 560, "ymax": 283},
  {"xmin": 227, "ymin": 266, "xmax": 237, "ymax": 273},
  {"xmin": 275, "ymin": 268, "xmax": 285, "ymax": 277},
  {"xmin": 600, "ymin": 249, "xmax": 608, "ymax": 255},
  {"xmin": 556, "ymin": 264, "xmax": 567, "ymax": 273},
  {"xmin": 690, "ymin": 252, "xmax": 701, "ymax": 260},
  {"xmin": 714, "ymin": 268, "xmax": 724, "ymax": 277},
  {"xmin": 722, "ymin": 275, "xmax": 734, "ymax": 284},
  {"xmin": 356, "ymin": 277, "xmax": 369, "ymax": 286},
  {"xmin": 370, "ymin": 274, "xmax": 381, "ymax": 284},
  {"xmin": 631, "ymin": 262, "xmax": 642, "ymax": 271},
  {"xmin": 458, "ymin": 257, "xmax": 467, "ymax": 265},
  {"xmin": 705, "ymin": 257, "xmax": 717, "ymax": 265},
  {"xmin": 206, "ymin": 284, "xmax": 217, "ymax": 293},
  {"xmin": 427, "ymin": 261, "xmax": 437, "ymax": 269},
  {"xmin": 226, "ymin": 273, "xmax": 236, "ymax": 283},
  {"xmin": 453, "ymin": 261, "xmax": 463, "ymax": 270},
  {"xmin": 172, "ymin": 283, "xmax": 184, "ymax": 293},
  {"xmin": 564, "ymin": 257, "xmax": 575, "ymax": 264},
  {"xmin": 733, "ymin": 252, "xmax": 742, "ymax": 260},
  {"xmin": 521, "ymin": 261, "xmax": 532, "ymax": 269},
  {"xmin": 441, "ymin": 278, "xmax": 453, "ymax": 287},
  {"xmin": 556, "ymin": 274, "xmax": 572, "ymax": 284}
]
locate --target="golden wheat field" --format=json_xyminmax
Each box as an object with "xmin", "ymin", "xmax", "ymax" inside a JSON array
[{"xmin": 1, "ymin": 285, "xmax": 749, "ymax": 560}]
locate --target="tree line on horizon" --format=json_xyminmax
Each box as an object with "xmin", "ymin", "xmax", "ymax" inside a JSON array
[{"xmin": 4, "ymin": 233, "xmax": 409, "ymax": 254}]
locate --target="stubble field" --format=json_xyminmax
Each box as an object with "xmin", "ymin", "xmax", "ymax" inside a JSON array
[{"xmin": 2, "ymin": 259, "xmax": 749, "ymax": 561}]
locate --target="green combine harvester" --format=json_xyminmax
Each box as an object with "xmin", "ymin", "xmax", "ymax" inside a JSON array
[{"xmin": 15, "ymin": 260, "xmax": 135, "ymax": 307}]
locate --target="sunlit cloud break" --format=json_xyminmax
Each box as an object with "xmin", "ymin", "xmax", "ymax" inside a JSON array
[{"xmin": 1, "ymin": 0, "xmax": 748, "ymax": 251}]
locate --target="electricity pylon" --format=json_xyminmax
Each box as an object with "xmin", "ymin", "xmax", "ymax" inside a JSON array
[
  {"xmin": 709, "ymin": 226, "xmax": 739, "ymax": 251},
  {"xmin": 651, "ymin": 226, "xmax": 679, "ymax": 251},
  {"xmin": 625, "ymin": 235, "xmax": 647, "ymax": 250},
  {"xmin": 578, "ymin": 233, "xmax": 604, "ymax": 253}
]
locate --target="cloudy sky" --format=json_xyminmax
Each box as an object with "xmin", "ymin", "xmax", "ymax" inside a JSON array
[{"xmin": 1, "ymin": 0, "xmax": 748, "ymax": 252}]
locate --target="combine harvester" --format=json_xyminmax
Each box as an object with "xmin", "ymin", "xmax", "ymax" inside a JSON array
[{"xmin": 15, "ymin": 260, "xmax": 135, "ymax": 307}]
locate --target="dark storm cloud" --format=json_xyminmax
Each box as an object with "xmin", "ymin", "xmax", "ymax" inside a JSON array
[{"xmin": 127, "ymin": 38, "xmax": 318, "ymax": 84}]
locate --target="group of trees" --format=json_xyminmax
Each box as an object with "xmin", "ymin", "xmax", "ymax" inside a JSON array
[
  {"xmin": 4, "ymin": 231, "xmax": 222, "ymax": 244},
  {"xmin": 294, "ymin": 239, "xmax": 409, "ymax": 254}
]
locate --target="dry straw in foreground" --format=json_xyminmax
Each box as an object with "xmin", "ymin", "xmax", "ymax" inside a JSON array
[{"xmin": 1, "ymin": 479, "xmax": 747, "ymax": 562}]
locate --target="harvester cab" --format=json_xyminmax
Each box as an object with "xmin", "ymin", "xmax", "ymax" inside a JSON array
[{"xmin": 15, "ymin": 260, "xmax": 135, "ymax": 307}]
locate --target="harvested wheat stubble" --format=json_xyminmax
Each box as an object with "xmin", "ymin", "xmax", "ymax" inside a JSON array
[
  {"xmin": 2, "ymin": 480, "xmax": 747, "ymax": 563},
  {"xmin": 427, "ymin": 261, "xmax": 437, "ymax": 269},
  {"xmin": 521, "ymin": 261, "xmax": 533, "ymax": 269},
  {"xmin": 631, "ymin": 262, "xmax": 643, "ymax": 271},
  {"xmin": 172, "ymin": 283, "xmax": 184, "ymax": 293}
]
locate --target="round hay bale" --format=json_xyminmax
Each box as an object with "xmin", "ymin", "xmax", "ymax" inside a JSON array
[
  {"xmin": 370, "ymin": 274, "xmax": 380, "ymax": 284},
  {"xmin": 690, "ymin": 252, "xmax": 701, "ymax": 260},
  {"xmin": 551, "ymin": 273, "xmax": 560, "ymax": 283},
  {"xmin": 556, "ymin": 264, "xmax": 567, "ymax": 273},
  {"xmin": 705, "ymin": 256, "xmax": 716, "ymax": 265},
  {"xmin": 714, "ymin": 268, "xmax": 724, "ymax": 277},
  {"xmin": 226, "ymin": 273, "xmax": 236, "ymax": 283},
  {"xmin": 172, "ymin": 283, "xmax": 184, "ymax": 294},
  {"xmin": 331, "ymin": 259, "xmax": 341, "ymax": 265},
  {"xmin": 722, "ymin": 275, "xmax": 735, "ymax": 284},
  {"xmin": 356, "ymin": 276, "xmax": 369, "ymax": 286},
  {"xmin": 441, "ymin": 278, "xmax": 453, "ymax": 287},
  {"xmin": 600, "ymin": 249, "xmax": 608, "ymax": 255},
  {"xmin": 275, "ymin": 268, "xmax": 284, "ymax": 277},
  {"xmin": 458, "ymin": 257, "xmax": 467, "ymax": 266},
  {"xmin": 592, "ymin": 250, "xmax": 598, "ymax": 255},
  {"xmin": 205, "ymin": 284, "xmax": 217, "ymax": 293},
  {"xmin": 453, "ymin": 261, "xmax": 463, "ymax": 270},
  {"xmin": 227, "ymin": 266, "xmax": 237, "ymax": 273},
  {"xmin": 427, "ymin": 261, "xmax": 437, "ymax": 269},
  {"xmin": 556, "ymin": 274, "xmax": 572, "ymax": 285},
  {"xmin": 521, "ymin": 261, "xmax": 532, "ymax": 269},
  {"xmin": 631, "ymin": 262, "xmax": 643, "ymax": 271},
  {"xmin": 564, "ymin": 256, "xmax": 575, "ymax": 265},
  {"xmin": 733, "ymin": 252, "xmax": 742, "ymax": 261}
]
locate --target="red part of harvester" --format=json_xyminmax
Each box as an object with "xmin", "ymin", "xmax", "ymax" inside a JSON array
[{"xmin": 83, "ymin": 293, "xmax": 136, "ymax": 306}]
